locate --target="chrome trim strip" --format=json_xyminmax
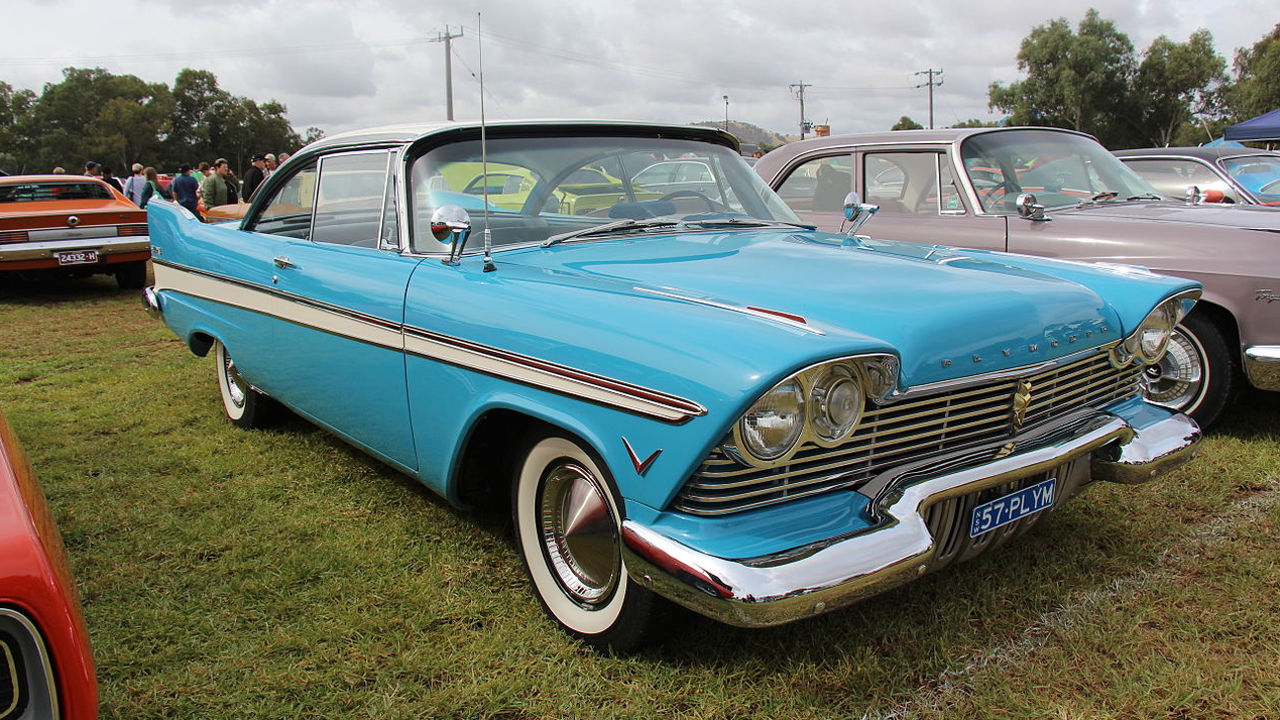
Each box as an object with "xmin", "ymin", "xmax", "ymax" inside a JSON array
[
  {"xmin": 1243, "ymin": 345, "xmax": 1280, "ymax": 392},
  {"xmin": 0, "ymin": 607, "xmax": 60, "ymax": 720},
  {"xmin": 637, "ymin": 287, "xmax": 825, "ymax": 335},
  {"xmin": 151, "ymin": 261, "xmax": 706, "ymax": 423},
  {"xmin": 0, "ymin": 236, "xmax": 149, "ymax": 260},
  {"xmin": 623, "ymin": 411, "xmax": 1199, "ymax": 628}
]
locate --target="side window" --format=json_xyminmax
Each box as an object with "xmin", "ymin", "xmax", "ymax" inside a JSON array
[
  {"xmin": 864, "ymin": 152, "xmax": 959, "ymax": 214},
  {"xmin": 1124, "ymin": 159, "xmax": 1236, "ymax": 202},
  {"xmin": 312, "ymin": 151, "xmax": 392, "ymax": 247},
  {"xmin": 775, "ymin": 155, "xmax": 852, "ymax": 212},
  {"xmin": 253, "ymin": 160, "xmax": 318, "ymax": 239}
]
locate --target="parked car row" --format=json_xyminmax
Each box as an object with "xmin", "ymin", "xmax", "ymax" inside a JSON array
[
  {"xmin": 143, "ymin": 120, "xmax": 1204, "ymax": 651},
  {"xmin": 755, "ymin": 126, "xmax": 1280, "ymax": 430}
]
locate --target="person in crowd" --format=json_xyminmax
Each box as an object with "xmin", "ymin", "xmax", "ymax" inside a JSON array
[
  {"xmin": 51, "ymin": 166, "xmax": 66, "ymax": 174},
  {"xmin": 123, "ymin": 163, "xmax": 145, "ymax": 204},
  {"xmin": 83, "ymin": 161, "xmax": 101, "ymax": 177},
  {"xmin": 277, "ymin": 152, "xmax": 290, "ymax": 166},
  {"xmin": 170, "ymin": 164, "xmax": 201, "ymax": 218},
  {"xmin": 101, "ymin": 166, "xmax": 125, "ymax": 193},
  {"xmin": 197, "ymin": 161, "xmax": 211, "ymax": 177},
  {"xmin": 264, "ymin": 153, "xmax": 277, "ymax": 177},
  {"xmin": 138, "ymin": 167, "xmax": 172, "ymax": 208},
  {"xmin": 200, "ymin": 158, "xmax": 233, "ymax": 208},
  {"xmin": 241, "ymin": 153, "xmax": 267, "ymax": 201}
]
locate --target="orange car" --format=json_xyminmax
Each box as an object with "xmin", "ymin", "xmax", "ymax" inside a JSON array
[{"xmin": 0, "ymin": 175, "xmax": 150, "ymax": 288}]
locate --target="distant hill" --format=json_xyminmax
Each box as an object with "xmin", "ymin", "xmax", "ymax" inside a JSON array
[{"xmin": 692, "ymin": 121, "xmax": 789, "ymax": 153}]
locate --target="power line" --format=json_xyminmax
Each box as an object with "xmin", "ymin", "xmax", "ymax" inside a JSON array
[{"xmin": 915, "ymin": 68, "xmax": 944, "ymax": 129}]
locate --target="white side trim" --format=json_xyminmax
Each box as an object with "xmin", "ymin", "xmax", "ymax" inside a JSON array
[{"xmin": 153, "ymin": 262, "xmax": 705, "ymax": 423}]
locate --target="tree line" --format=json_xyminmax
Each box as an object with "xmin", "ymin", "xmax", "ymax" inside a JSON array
[
  {"xmin": 0, "ymin": 67, "xmax": 322, "ymax": 176},
  {"xmin": 988, "ymin": 11, "xmax": 1280, "ymax": 148}
]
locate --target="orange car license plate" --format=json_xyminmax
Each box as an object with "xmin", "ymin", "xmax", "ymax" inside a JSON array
[{"xmin": 56, "ymin": 250, "xmax": 99, "ymax": 266}]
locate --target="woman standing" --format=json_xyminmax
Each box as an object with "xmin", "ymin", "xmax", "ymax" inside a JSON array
[{"xmin": 139, "ymin": 167, "xmax": 172, "ymax": 208}]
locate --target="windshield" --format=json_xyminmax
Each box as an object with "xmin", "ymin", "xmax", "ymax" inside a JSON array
[
  {"xmin": 960, "ymin": 129, "xmax": 1161, "ymax": 212},
  {"xmin": 409, "ymin": 134, "xmax": 799, "ymax": 252},
  {"xmin": 1223, "ymin": 154, "xmax": 1280, "ymax": 204}
]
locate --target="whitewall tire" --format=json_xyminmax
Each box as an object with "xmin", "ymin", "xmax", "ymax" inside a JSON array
[{"xmin": 513, "ymin": 434, "xmax": 662, "ymax": 652}]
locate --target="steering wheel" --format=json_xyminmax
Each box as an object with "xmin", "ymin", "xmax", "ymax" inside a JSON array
[{"xmin": 659, "ymin": 190, "xmax": 724, "ymax": 212}]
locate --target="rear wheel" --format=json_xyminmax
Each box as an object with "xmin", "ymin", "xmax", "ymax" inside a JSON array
[
  {"xmin": 215, "ymin": 340, "xmax": 277, "ymax": 428},
  {"xmin": 115, "ymin": 260, "xmax": 147, "ymax": 289},
  {"xmin": 512, "ymin": 435, "xmax": 663, "ymax": 653},
  {"xmin": 1140, "ymin": 312, "xmax": 1234, "ymax": 429}
]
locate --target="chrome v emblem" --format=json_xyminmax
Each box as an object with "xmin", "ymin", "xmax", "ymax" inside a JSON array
[{"xmin": 622, "ymin": 437, "xmax": 661, "ymax": 476}]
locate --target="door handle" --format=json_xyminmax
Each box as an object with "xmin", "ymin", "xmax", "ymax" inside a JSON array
[{"xmin": 273, "ymin": 256, "xmax": 295, "ymax": 269}]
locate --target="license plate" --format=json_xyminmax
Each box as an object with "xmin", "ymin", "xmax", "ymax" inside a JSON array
[
  {"xmin": 969, "ymin": 477, "xmax": 1056, "ymax": 538},
  {"xmin": 56, "ymin": 249, "xmax": 99, "ymax": 266}
]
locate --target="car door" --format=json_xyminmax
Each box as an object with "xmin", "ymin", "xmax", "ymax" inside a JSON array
[
  {"xmin": 772, "ymin": 149, "xmax": 1009, "ymax": 253},
  {"xmin": 245, "ymin": 148, "xmax": 423, "ymax": 472}
]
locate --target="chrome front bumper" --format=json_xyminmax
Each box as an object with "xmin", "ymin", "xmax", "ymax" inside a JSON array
[
  {"xmin": 622, "ymin": 410, "xmax": 1200, "ymax": 628},
  {"xmin": 1243, "ymin": 346, "xmax": 1280, "ymax": 392}
]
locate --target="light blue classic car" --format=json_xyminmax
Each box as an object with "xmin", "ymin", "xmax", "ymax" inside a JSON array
[{"xmin": 144, "ymin": 121, "xmax": 1202, "ymax": 652}]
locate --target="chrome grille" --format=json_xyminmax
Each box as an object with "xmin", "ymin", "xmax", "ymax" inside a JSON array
[{"xmin": 675, "ymin": 350, "xmax": 1141, "ymax": 516}]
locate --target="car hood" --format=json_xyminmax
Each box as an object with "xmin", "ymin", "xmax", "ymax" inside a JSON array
[
  {"xmin": 494, "ymin": 228, "xmax": 1183, "ymax": 389},
  {"xmin": 1053, "ymin": 199, "xmax": 1280, "ymax": 230}
]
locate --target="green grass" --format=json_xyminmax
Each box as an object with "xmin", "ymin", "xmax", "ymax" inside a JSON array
[{"xmin": 3, "ymin": 275, "xmax": 1278, "ymax": 719}]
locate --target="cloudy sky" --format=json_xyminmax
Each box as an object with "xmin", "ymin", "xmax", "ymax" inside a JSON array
[{"xmin": 3, "ymin": 0, "xmax": 1274, "ymax": 141}]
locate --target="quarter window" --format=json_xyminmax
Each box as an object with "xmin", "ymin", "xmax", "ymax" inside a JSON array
[
  {"xmin": 253, "ymin": 161, "xmax": 318, "ymax": 239},
  {"xmin": 775, "ymin": 155, "xmax": 852, "ymax": 212}
]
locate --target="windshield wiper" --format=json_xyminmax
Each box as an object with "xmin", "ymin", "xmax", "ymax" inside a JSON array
[
  {"xmin": 681, "ymin": 217, "xmax": 816, "ymax": 231},
  {"xmin": 542, "ymin": 218, "xmax": 682, "ymax": 247},
  {"xmin": 1077, "ymin": 191, "xmax": 1119, "ymax": 207}
]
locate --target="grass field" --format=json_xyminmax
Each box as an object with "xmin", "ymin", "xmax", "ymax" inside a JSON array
[{"xmin": 2, "ymin": 274, "xmax": 1278, "ymax": 719}]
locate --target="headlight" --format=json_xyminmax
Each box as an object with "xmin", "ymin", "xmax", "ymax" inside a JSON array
[
  {"xmin": 737, "ymin": 379, "xmax": 805, "ymax": 461},
  {"xmin": 728, "ymin": 354, "xmax": 897, "ymax": 466},
  {"xmin": 1124, "ymin": 295, "xmax": 1193, "ymax": 365},
  {"xmin": 809, "ymin": 365, "xmax": 865, "ymax": 445}
]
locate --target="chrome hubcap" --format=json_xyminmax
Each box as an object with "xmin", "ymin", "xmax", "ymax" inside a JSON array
[
  {"xmin": 1140, "ymin": 328, "xmax": 1203, "ymax": 410},
  {"xmin": 539, "ymin": 462, "xmax": 620, "ymax": 606},
  {"xmin": 222, "ymin": 353, "xmax": 247, "ymax": 408}
]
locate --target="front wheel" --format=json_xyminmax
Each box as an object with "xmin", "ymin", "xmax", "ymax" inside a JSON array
[
  {"xmin": 215, "ymin": 340, "xmax": 277, "ymax": 428},
  {"xmin": 1140, "ymin": 312, "xmax": 1235, "ymax": 429},
  {"xmin": 513, "ymin": 435, "xmax": 664, "ymax": 653}
]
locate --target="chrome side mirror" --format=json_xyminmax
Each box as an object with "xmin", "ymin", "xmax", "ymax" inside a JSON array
[
  {"xmin": 1184, "ymin": 185, "xmax": 1204, "ymax": 205},
  {"xmin": 1016, "ymin": 193, "xmax": 1050, "ymax": 221},
  {"xmin": 431, "ymin": 205, "xmax": 472, "ymax": 265},
  {"xmin": 842, "ymin": 192, "xmax": 879, "ymax": 235}
]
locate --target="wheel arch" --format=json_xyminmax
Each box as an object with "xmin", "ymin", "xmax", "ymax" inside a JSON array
[
  {"xmin": 1185, "ymin": 298, "xmax": 1240, "ymax": 360},
  {"xmin": 450, "ymin": 407, "xmax": 610, "ymax": 513}
]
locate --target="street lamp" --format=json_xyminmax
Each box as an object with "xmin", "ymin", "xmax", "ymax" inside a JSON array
[{"xmin": 723, "ymin": 95, "xmax": 729, "ymax": 132}]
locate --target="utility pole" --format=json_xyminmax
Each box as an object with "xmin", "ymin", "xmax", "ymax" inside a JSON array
[
  {"xmin": 790, "ymin": 82, "xmax": 812, "ymax": 139},
  {"xmin": 432, "ymin": 26, "xmax": 464, "ymax": 121},
  {"xmin": 723, "ymin": 95, "xmax": 730, "ymax": 132},
  {"xmin": 914, "ymin": 68, "xmax": 943, "ymax": 129}
]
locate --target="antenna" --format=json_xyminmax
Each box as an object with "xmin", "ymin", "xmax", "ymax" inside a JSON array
[{"xmin": 478, "ymin": 12, "xmax": 495, "ymax": 273}]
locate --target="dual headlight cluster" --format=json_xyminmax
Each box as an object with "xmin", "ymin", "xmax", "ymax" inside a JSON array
[
  {"xmin": 1110, "ymin": 291, "xmax": 1200, "ymax": 368},
  {"xmin": 725, "ymin": 354, "xmax": 899, "ymax": 467}
]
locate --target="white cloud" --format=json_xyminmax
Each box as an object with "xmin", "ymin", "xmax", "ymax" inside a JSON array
[{"xmin": 3, "ymin": 0, "xmax": 1275, "ymax": 139}]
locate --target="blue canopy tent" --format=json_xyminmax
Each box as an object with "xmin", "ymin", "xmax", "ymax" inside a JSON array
[{"xmin": 1224, "ymin": 107, "xmax": 1280, "ymax": 142}]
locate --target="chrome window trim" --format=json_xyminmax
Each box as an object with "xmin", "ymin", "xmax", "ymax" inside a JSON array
[{"xmin": 0, "ymin": 607, "xmax": 60, "ymax": 720}]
